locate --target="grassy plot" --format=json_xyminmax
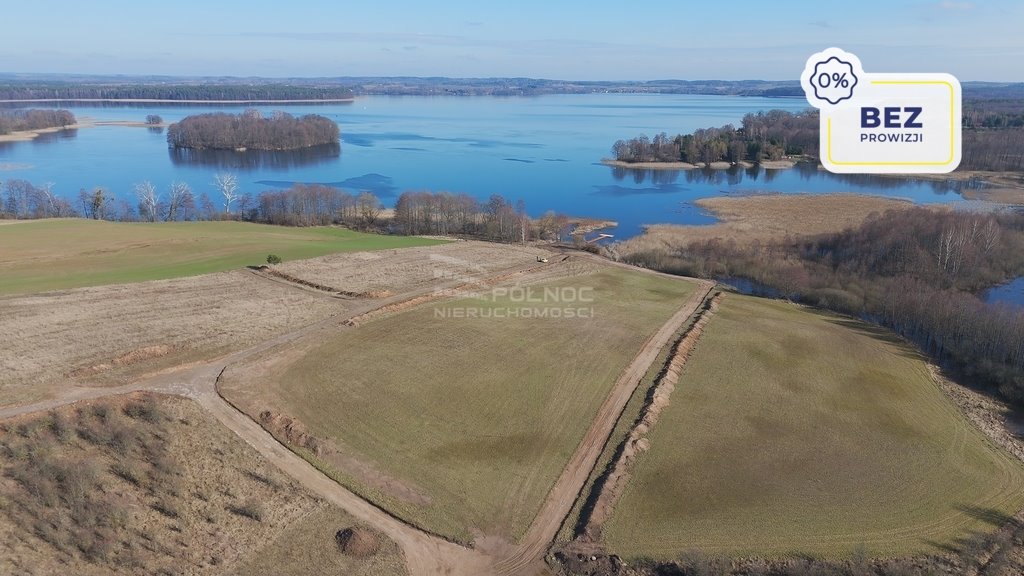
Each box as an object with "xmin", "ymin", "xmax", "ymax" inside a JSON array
[
  {"xmin": 230, "ymin": 266, "xmax": 696, "ymax": 543},
  {"xmin": 0, "ymin": 219, "xmax": 445, "ymax": 294},
  {"xmin": 604, "ymin": 295, "xmax": 1024, "ymax": 559}
]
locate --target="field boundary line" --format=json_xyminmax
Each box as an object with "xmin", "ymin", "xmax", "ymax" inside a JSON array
[
  {"xmin": 575, "ymin": 292, "xmax": 722, "ymax": 544},
  {"xmin": 492, "ymin": 277, "xmax": 716, "ymax": 575},
  {"xmin": 211, "ymin": 368, "xmax": 468, "ymax": 548}
]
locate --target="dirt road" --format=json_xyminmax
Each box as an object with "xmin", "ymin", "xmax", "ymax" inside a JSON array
[
  {"xmin": 0, "ymin": 254, "xmax": 713, "ymax": 576},
  {"xmin": 491, "ymin": 279, "xmax": 715, "ymax": 576}
]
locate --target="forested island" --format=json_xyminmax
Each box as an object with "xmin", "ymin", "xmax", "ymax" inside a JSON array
[
  {"xmin": 0, "ymin": 109, "xmax": 76, "ymax": 135},
  {"xmin": 166, "ymin": 111, "xmax": 340, "ymax": 151},
  {"xmin": 611, "ymin": 110, "xmax": 817, "ymax": 166}
]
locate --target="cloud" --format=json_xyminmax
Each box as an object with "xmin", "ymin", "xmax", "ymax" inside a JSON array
[
  {"xmin": 809, "ymin": 20, "xmax": 833, "ymax": 28},
  {"xmin": 935, "ymin": 1, "xmax": 974, "ymax": 9}
]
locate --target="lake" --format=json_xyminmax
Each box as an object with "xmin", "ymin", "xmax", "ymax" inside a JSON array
[
  {"xmin": 982, "ymin": 277, "xmax": 1024, "ymax": 309},
  {"xmin": 0, "ymin": 94, "xmax": 989, "ymax": 239}
]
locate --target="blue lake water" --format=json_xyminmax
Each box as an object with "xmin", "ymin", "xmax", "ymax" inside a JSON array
[
  {"xmin": 0, "ymin": 94, "xmax": 987, "ymax": 239},
  {"xmin": 982, "ymin": 277, "xmax": 1024, "ymax": 309}
]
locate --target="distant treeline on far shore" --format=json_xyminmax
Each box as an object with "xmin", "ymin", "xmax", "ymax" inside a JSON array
[
  {"xmin": 0, "ymin": 109, "xmax": 76, "ymax": 135},
  {"xmin": 166, "ymin": 110, "xmax": 340, "ymax": 151},
  {"xmin": 0, "ymin": 84, "xmax": 354, "ymax": 101},
  {"xmin": 613, "ymin": 100, "xmax": 1024, "ymax": 172}
]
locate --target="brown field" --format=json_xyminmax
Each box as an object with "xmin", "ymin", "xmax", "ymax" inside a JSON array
[
  {"xmin": 273, "ymin": 240, "xmax": 548, "ymax": 295},
  {"xmin": 615, "ymin": 193, "xmax": 915, "ymax": 257},
  {"xmin": 0, "ymin": 393, "xmax": 405, "ymax": 575},
  {"xmin": 0, "ymin": 241, "xmax": 550, "ymax": 409},
  {"xmin": 0, "ymin": 270, "xmax": 346, "ymax": 407}
]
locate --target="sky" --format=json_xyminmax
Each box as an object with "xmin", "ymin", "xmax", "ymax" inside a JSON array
[{"xmin": 1, "ymin": 0, "xmax": 1021, "ymax": 81}]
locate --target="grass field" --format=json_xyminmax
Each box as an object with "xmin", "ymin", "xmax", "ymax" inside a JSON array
[
  {"xmin": 603, "ymin": 294, "xmax": 1024, "ymax": 559},
  {"xmin": 221, "ymin": 265, "xmax": 696, "ymax": 543},
  {"xmin": 0, "ymin": 219, "xmax": 445, "ymax": 294},
  {"xmin": 556, "ymin": 299, "xmax": 708, "ymax": 543}
]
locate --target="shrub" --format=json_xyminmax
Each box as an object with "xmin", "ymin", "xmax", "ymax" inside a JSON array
[
  {"xmin": 229, "ymin": 498, "xmax": 265, "ymax": 522},
  {"xmin": 145, "ymin": 114, "xmax": 163, "ymax": 125},
  {"xmin": 123, "ymin": 396, "xmax": 164, "ymax": 424},
  {"xmin": 152, "ymin": 497, "xmax": 181, "ymax": 519},
  {"xmin": 112, "ymin": 461, "xmax": 145, "ymax": 487},
  {"xmin": 266, "ymin": 254, "xmax": 283, "ymax": 265},
  {"xmin": 48, "ymin": 411, "xmax": 72, "ymax": 443}
]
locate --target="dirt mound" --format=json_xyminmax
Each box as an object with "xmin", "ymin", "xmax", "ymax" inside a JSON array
[
  {"xmin": 70, "ymin": 344, "xmax": 174, "ymax": 378},
  {"xmin": 578, "ymin": 292, "xmax": 721, "ymax": 542},
  {"xmin": 113, "ymin": 344, "xmax": 172, "ymax": 366},
  {"xmin": 259, "ymin": 410, "xmax": 323, "ymax": 456},
  {"xmin": 335, "ymin": 526, "xmax": 380, "ymax": 557},
  {"xmin": 257, "ymin": 267, "xmax": 391, "ymax": 299}
]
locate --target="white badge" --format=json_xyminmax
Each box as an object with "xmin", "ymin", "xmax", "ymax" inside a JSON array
[{"xmin": 801, "ymin": 47, "xmax": 961, "ymax": 174}]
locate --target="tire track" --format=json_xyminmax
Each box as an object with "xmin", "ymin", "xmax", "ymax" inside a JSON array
[{"xmin": 491, "ymin": 278, "xmax": 715, "ymax": 576}]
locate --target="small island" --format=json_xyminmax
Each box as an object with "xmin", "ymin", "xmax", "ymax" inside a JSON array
[
  {"xmin": 607, "ymin": 110, "xmax": 818, "ymax": 169},
  {"xmin": 166, "ymin": 110, "xmax": 340, "ymax": 151}
]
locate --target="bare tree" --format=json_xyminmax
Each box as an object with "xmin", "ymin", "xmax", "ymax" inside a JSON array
[
  {"xmin": 89, "ymin": 187, "xmax": 110, "ymax": 220},
  {"xmin": 357, "ymin": 191, "xmax": 381, "ymax": 228},
  {"xmin": 213, "ymin": 172, "xmax": 239, "ymax": 215},
  {"xmin": 134, "ymin": 181, "xmax": 159, "ymax": 222},
  {"xmin": 166, "ymin": 181, "xmax": 192, "ymax": 221}
]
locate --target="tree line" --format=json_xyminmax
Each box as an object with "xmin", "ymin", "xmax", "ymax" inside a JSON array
[
  {"xmin": 624, "ymin": 207, "xmax": 1024, "ymax": 405},
  {"xmin": 166, "ymin": 110, "xmax": 340, "ymax": 151},
  {"xmin": 0, "ymin": 84, "xmax": 353, "ymax": 101},
  {"xmin": 256, "ymin": 184, "xmax": 383, "ymax": 229},
  {"xmin": 612, "ymin": 110, "xmax": 819, "ymax": 165},
  {"xmin": 614, "ymin": 101, "xmax": 1024, "ymax": 172},
  {"xmin": 0, "ymin": 109, "xmax": 76, "ymax": 135},
  {"xmin": 1, "ymin": 177, "xmax": 586, "ymax": 245}
]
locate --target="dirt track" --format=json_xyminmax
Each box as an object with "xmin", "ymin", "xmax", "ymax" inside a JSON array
[
  {"xmin": 490, "ymin": 278, "xmax": 715, "ymax": 576},
  {"xmin": 0, "ymin": 249, "xmax": 714, "ymax": 576}
]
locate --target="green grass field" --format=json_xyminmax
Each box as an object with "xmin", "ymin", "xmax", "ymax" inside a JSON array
[
  {"xmin": 604, "ymin": 294, "xmax": 1024, "ymax": 559},
  {"xmin": 231, "ymin": 266, "xmax": 696, "ymax": 543},
  {"xmin": 0, "ymin": 219, "xmax": 445, "ymax": 294}
]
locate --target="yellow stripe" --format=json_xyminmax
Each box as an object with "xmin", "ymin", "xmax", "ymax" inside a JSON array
[{"xmin": 826, "ymin": 80, "xmax": 956, "ymax": 166}]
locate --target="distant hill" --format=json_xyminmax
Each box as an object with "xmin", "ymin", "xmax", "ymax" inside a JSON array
[{"xmin": 0, "ymin": 74, "xmax": 1020, "ymax": 100}]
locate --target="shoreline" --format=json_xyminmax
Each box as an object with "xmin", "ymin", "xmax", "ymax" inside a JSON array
[
  {"xmin": 0, "ymin": 119, "xmax": 167, "ymax": 142},
  {"xmin": 611, "ymin": 193, "xmax": 920, "ymax": 256},
  {"xmin": 601, "ymin": 158, "xmax": 1024, "ymax": 201},
  {"xmin": 0, "ymin": 97, "xmax": 355, "ymax": 104},
  {"xmin": 600, "ymin": 158, "xmax": 796, "ymax": 171}
]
